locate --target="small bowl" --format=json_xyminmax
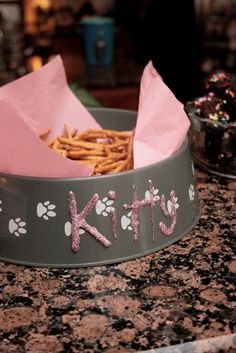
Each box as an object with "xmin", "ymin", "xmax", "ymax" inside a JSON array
[
  {"xmin": 0, "ymin": 108, "xmax": 200, "ymax": 268},
  {"xmin": 187, "ymin": 106, "xmax": 236, "ymax": 179}
]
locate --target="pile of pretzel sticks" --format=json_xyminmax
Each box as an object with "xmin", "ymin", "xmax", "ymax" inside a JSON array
[{"xmin": 39, "ymin": 124, "xmax": 134, "ymax": 175}]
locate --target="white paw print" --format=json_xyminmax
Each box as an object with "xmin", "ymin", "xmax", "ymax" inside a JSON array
[
  {"xmin": 9, "ymin": 218, "xmax": 27, "ymax": 237},
  {"xmin": 37, "ymin": 201, "xmax": 56, "ymax": 220},
  {"xmin": 0, "ymin": 200, "xmax": 2, "ymax": 212},
  {"xmin": 145, "ymin": 188, "xmax": 159, "ymax": 200},
  {"xmin": 121, "ymin": 211, "xmax": 133, "ymax": 231},
  {"xmin": 189, "ymin": 184, "xmax": 195, "ymax": 201},
  {"xmin": 95, "ymin": 197, "xmax": 114, "ymax": 216},
  {"xmin": 64, "ymin": 221, "xmax": 85, "ymax": 236},
  {"xmin": 167, "ymin": 197, "xmax": 179, "ymax": 213}
]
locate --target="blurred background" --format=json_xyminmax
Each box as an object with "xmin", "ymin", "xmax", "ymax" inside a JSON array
[{"xmin": 0, "ymin": 0, "xmax": 235, "ymax": 109}]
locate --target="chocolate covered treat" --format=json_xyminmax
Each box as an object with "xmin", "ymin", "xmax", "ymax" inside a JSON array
[
  {"xmin": 205, "ymin": 71, "xmax": 231, "ymax": 95},
  {"xmin": 190, "ymin": 92, "xmax": 230, "ymax": 122},
  {"xmin": 205, "ymin": 71, "xmax": 236, "ymax": 113},
  {"xmin": 186, "ymin": 70, "xmax": 236, "ymax": 174}
]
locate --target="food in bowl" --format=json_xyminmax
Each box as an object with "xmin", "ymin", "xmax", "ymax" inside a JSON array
[{"xmin": 39, "ymin": 125, "xmax": 134, "ymax": 175}]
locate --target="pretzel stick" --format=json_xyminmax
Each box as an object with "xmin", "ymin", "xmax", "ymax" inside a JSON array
[
  {"xmin": 38, "ymin": 129, "xmax": 51, "ymax": 139},
  {"xmin": 105, "ymin": 141, "xmax": 128, "ymax": 150},
  {"xmin": 68, "ymin": 149, "xmax": 106, "ymax": 159},
  {"xmin": 58, "ymin": 137, "xmax": 105, "ymax": 150},
  {"xmin": 112, "ymin": 159, "xmax": 129, "ymax": 173},
  {"xmin": 127, "ymin": 130, "xmax": 134, "ymax": 169},
  {"xmin": 77, "ymin": 129, "xmax": 132, "ymax": 140},
  {"xmin": 98, "ymin": 152, "xmax": 127, "ymax": 166},
  {"xmin": 64, "ymin": 124, "xmax": 71, "ymax": 138},
  {"xmin": 75, "ymin": 159, "xmax": 98, "ymax": 167},
  {"xmin": 58, "ymin": 150, "xmax": 68, "ymax": 157},
  {"xmin": 95, "ymin": 160, "xmax": 124, "ymax": 174},
  {"xmin": 52, "ymin": 138, "xmax": 60, "ymax": 150}
]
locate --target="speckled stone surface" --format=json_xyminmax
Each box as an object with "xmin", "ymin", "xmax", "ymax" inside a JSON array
[{"xmin": 0, "ymin": 169, "xmax": 235, "ymax": 353}]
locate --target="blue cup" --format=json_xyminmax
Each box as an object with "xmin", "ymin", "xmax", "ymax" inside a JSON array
[{"xmin": 80, "ymin": 16, "xmax": 114, "ymax": 66}]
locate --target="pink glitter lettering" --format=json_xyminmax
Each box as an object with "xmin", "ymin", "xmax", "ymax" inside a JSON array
[
  {"xmin": 68, "ymin": 191, "xmax": 80, "ymax": 252},
  {"xmin": 123, "ymin": 184, "xmax": 157, "ymax": 242},
  {"xmin": 68, "ymin": 191, "xmax": 111, "ymax": 252},
  {"xmin": 107, "ymin": 191, "xmax": 117, "ymax": 240},
  {"xmin": 159, "ymin": 191, "xmax": 177, "ymax": 236},
  {"xmin": 147, "ymin": 179, "xmax": 160, "ymax": 240}
]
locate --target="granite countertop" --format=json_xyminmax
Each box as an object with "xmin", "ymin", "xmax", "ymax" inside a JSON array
[{"xmin": 0, "ymin": 168, "xmax": 235, "ymax": 353}]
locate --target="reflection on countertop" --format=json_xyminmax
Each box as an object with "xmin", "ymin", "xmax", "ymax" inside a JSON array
[{"xmin": 0, "ymin": 168, "xmax": 235, "ymax": 353}]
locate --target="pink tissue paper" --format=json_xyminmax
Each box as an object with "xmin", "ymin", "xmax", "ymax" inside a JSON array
[
  {"xmin": 0, "ymin": 56, "xmax": 99, "ymax": 177},
  {"xmin": 134, "ymin": 61, "xmax": 190, "ymax": 168},
  {"xmin": 0, "ymin": 56, "xmax": 190, "ymax": 178}
]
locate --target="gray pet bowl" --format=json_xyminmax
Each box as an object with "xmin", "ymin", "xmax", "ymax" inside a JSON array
[{"xmin": 0, "ymin": 108, "xmax": 200, "ymax": 267}]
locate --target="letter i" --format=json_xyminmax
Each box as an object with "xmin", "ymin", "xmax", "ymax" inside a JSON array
[{"xmin": 107, "ymin": 190, "xmax": 117, "ymax": 240}]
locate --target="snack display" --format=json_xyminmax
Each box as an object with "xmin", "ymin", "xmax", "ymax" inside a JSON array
[
  {"xmin": 39, "ymin": 126, "xmax": 134, "ymax": 175},
  {"xmin": 0, "ymin": 57, "xmax": 200, "ymax": 267},
  {"xmin": 0, "ymin": 108, "xmax": 200, "ymax": 267},
  {"xmin": 185, "ymin": 70, "xmax": 236, "ymax": 177}
]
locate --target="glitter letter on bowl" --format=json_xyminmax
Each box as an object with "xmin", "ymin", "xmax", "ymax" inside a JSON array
[
  {"xmin": 159, "ymin": 191, "xmax": 177, "ymax": 236},
  {"xmin": 68, "ymin": 191, "xmax": 111, "ymax": 252}
]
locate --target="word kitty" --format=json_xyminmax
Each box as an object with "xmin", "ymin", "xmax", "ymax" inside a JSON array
[{"xmin": 68, "ymin": 179, "xmax": 177, "ymax": 252}]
